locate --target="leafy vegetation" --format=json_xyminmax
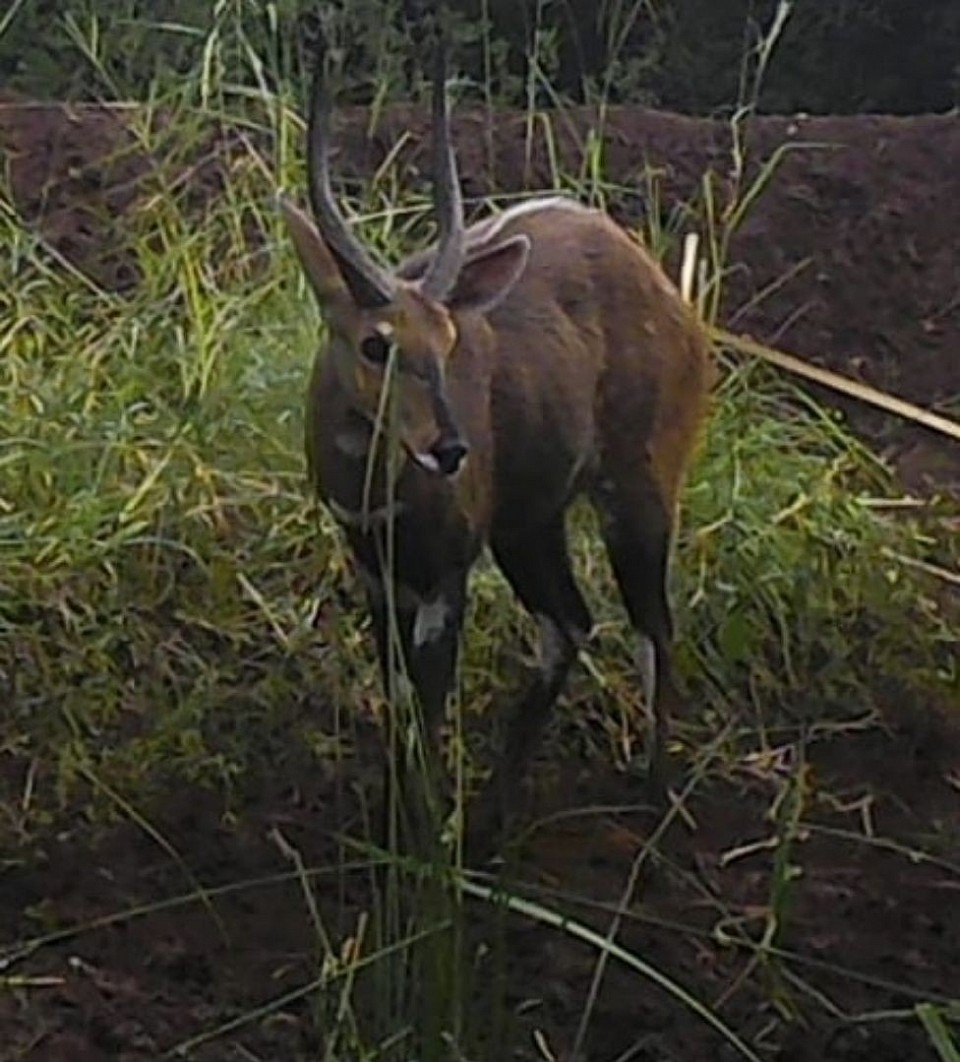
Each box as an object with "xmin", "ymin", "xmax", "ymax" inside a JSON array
[
  {"xmin": 2, "ymin": 0, "xmax": 959, "ymax": 113},
  {"xmin": 1, "ymin": 4, "xmax": 958, "ymax": 1059},
  {"xmin": 2, "ymin": 71, "xmax": 954, "ymax": 830}
]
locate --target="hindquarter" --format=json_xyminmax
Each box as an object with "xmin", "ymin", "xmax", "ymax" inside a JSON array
[{"xmin": 596, "ymin": 254, "xmax": 711, "ymax": 511}]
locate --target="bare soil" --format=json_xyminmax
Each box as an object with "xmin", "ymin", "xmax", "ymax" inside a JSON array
[
  {"xmin": 2, "ymin": 99, "xmax": 959, "ymax": 1059},
  {"xmin": 1, "ymin": 699, "xmax": 958, "ymax": 1060}
]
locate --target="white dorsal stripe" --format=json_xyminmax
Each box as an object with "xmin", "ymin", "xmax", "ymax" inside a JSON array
[{"xmin": 470, "ymin": 195, "xmax": 588, "ymax": 246}]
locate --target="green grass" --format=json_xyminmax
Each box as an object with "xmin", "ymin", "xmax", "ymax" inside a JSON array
[
  {"xmin": 2, "ymin": 104, "xmax": 954, "ymax": 833},
  {"xmin": 2, "ymin": 39, "xmax": 959, "ymax": 1059}
]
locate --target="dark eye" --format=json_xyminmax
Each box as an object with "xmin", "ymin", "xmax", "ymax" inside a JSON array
[{"xmin": 360, "ymin": 333, "xmax": 392, "ymax": 366}]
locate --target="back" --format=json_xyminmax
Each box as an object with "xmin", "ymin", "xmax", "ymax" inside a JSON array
[{"xmin": 451, "ymin": 199, "xmax": 710, "ymax": 529}]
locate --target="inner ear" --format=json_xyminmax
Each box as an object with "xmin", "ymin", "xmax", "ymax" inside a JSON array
[
  {"xmin": 278, "ymin": 196, "xmax": 351, "ymax": 310},
  {"xmin": 444, "ymin": 235, "xmax": 531, "ymax": 314}
]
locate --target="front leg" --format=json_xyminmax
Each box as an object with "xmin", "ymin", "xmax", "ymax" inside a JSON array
[{"xmin": 362, "ymin": 565, "xmax": 468, "ymax": 855}]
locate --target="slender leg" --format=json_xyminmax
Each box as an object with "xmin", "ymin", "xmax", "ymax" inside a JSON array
[
  {"xmin": 364, "ymin": 567, "xmax": 468, "ymax": 856},
  {"xmin": 592, "ymin": 475, "xmax": 680, "ymax": 797},
  {"xmin": 471, "ymin": 517, "xmax": 593, "ymax": 849}
]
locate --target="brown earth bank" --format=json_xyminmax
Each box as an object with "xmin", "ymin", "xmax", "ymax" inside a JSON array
[
  {"xmin": 1, "ymin": 99, "xmax": 958, "ymax": 491},
  {"xmin": 2, "ymin": 99, "xmax": 959, "ymax": 1060}
]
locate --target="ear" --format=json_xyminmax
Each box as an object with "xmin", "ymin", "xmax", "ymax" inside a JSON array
[
  {"xmin": 444, "ymin": 234, "xmax": 531, "ymax": 314},
  {"xmin": 278, "ymin": 194, "xmax": 350, "ymax": 309}
]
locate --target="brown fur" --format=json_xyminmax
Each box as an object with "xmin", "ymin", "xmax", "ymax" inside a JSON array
[
  {"xmin": 285, "ymin": 193, "xmax": 712, "ymax": 852},
  {"xmin": 308, "ymin": 201, "xmax": 709, "ymax": 537}
]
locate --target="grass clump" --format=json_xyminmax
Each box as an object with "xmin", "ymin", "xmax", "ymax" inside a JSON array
[
  {"xmin": 1, "ymin": 43, "xmax": 958, "ymax": 1057},
  {"xmin": 1, "ymin": 102, "xmax": 339, "ymax": 829},
  {"xmin": 1, "ymin": 90, "xmax": 954, "ymax": 838}
]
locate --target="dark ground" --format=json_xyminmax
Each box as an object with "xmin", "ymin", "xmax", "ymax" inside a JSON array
[
  {"xmin": 1, "ymin": 99, "xmax": 958, "ymax": 1060},
  {"xmin": 2, "ymin": 701, "xmax": 958, "ymax": 1060}
]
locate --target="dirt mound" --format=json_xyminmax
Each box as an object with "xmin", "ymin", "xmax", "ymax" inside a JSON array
[{"xmin": 3, "ymin": 98, "xmax": 958, "ymax": 489}]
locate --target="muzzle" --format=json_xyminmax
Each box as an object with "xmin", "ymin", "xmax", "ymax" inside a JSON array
[
  {"xmin": 413, "ymin": 432, "xmax": 469, "ymax": 477},
  {"xmin": 412, "ymin": 367, "xmax": 468, "ymax": 477}
]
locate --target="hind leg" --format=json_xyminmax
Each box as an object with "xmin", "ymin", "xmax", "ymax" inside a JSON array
[
  {"xmin": 472, "ymin": 516, "xmax": 593, "ymax": 847},
  {"xmin": 592, "ymin": 474, "xmax": 681, "ymax": 796}
]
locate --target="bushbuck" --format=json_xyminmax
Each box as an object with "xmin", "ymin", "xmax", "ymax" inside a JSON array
[{"xmin": 279, "ymin": 49, "xmax": 711, "ymax": 848}]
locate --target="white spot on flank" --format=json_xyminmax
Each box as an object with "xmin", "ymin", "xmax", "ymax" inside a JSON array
[
  {"xmin": 333, "ymin": 428, "xmax": 370, "ymax": 458},
  {"xmin": 413, "ymin": 596, "xmax": 451, "ymax": 648},
  {"xmin": 637, "ymin": 635, "xmax": 657, "ymax": 712}
]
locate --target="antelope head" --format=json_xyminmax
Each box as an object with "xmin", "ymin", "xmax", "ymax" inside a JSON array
[{"xmin": 279, "ymin": 50, "xmax": 530, "ymax": 478}]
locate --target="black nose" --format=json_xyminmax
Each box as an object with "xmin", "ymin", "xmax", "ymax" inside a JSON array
[{"xmin": 430, "ymin": 438, "xmax": 469, "ymax": 476}]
